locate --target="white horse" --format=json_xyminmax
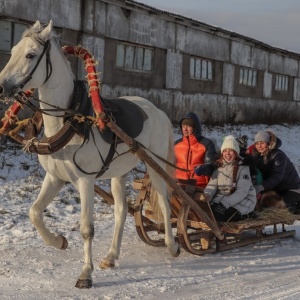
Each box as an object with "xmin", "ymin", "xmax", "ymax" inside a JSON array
[{"xmin": 0, "ymin": 20, "xmax": 179, "ymax": 288}]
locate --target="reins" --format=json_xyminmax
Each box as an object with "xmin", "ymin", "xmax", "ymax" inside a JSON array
[
  {"xmin": 138, "ymin": 142, "xmax": 190, "ymax": 172},
  {"xmin": 5, "ymin": 88, "xmax": 190, "ymax": 174},
  {"xmin": 17, "ymin": 91, "xmax": 91, "ymax": 119}
]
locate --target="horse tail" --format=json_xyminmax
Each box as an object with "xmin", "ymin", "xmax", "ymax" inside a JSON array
[
  {"xmin": 148, "ymin": 118, "xmax": 174, "ymax": 222},
  {"xmin": 149, "ymin": 186, "xmax": 163, "ymax": 222},
  {"xmin": 163, "ymin": 119, "xmax": 175, "ymax": 202},
  {"xmin": 166, "ymin": 120, "xmax": 175, "ymax": 181}
]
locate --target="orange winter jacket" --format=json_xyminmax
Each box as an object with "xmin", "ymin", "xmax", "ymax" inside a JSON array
[{"xmin": 174, "ymin": 134, "xmax": 215, "ymax": 188}]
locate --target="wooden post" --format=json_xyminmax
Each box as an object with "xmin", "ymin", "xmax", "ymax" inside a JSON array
[{"xmin": 100, "ymin": 114, "xmax": 224, "ymax": 241}]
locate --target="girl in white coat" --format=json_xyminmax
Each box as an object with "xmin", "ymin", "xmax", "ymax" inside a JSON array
[{"xmin": 204, "ymin": 135, "xmax": 257, "ymax": 222}]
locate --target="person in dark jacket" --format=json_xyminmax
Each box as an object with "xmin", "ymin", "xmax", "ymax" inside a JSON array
[
  {"xmin": 174, "ymin": 112, "xmax": 217, "ymax": 188},
  {"xmin": 253, "ymin": 130, "xmax": 300, "ymax": 213}
]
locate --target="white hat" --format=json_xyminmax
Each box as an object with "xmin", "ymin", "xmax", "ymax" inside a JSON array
[{"xmin": 221, "ymin": 135, "xmax": 240, "ymax": 154}]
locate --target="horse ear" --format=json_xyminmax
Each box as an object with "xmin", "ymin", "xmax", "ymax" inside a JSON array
[
  {"xmin": 40, "ymin": 20, "xmax": 53, "ymax": 40},
  {"xmin": 32, "ymin": 20, "xmax": 41, "ymax": 30}
]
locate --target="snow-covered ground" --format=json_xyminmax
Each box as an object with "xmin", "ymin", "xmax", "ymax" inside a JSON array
[{"xmin": 0, "ymin": 123, "xmax": 300, "ymax": 300}]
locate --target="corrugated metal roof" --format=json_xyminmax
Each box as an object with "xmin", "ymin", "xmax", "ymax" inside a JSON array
[{"xmin": 121, "ymin": 0, "xmax": 300, "ymax": 58}]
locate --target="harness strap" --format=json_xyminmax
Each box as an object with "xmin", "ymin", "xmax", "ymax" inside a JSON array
[
  {"xmin": 24, "ymin": 111, "xmax": 43, "ymax": 140},
  {"xmin": 12, "ymin": 111, "xmax": 189, "ymax": 173},
  {"xmin": 96, "ymin": 135, "xmax": 117, "ymax": 178},
  {"xmin": 21, "ymin": 111, "xmax": 117, "ymax": 175},
  {"xmin": 44, "ymin": 42, "xmax": 52, "ymax": 83},
  {"xmin": 23, "ymin": 120, "xmax": 76, "ymax": 154},
  {"xmin": 72, "ymin": 120, "xmax": 117, "ymax": 176}
]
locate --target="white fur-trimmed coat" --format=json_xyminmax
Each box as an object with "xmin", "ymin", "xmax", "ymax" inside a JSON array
[{"xmin": 204, "ymin": 161, "xmax": 257, "ymax": 215}]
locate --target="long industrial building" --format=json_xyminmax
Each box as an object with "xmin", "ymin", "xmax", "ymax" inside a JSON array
[{"xmin": 0, "ymin": 0, "xmax": 300, "ymax": 124}]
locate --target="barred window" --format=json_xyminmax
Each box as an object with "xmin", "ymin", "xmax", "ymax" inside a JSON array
[
  {"xmin": 239, "ymin": 67, "xmax": 257, "ymax": 87},
  {"xmin": 0, "ymin": 20, "xmax": 27, "ymax": 52},
  {"xmin": 275, "ymin": 74, "xmax": 289, "ymax": 91},
  {"xmin": 190, "ymin": 57, "xmax": 213, "ymax": 80},
  {"xmin": 116, "ymin": 43, "xmax": 153, "ymax": 72}
]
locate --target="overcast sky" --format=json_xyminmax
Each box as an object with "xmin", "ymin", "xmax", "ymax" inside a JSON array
[{"xmin": 137, "ymin": 0, "xmax": 300, "ymax": 53}]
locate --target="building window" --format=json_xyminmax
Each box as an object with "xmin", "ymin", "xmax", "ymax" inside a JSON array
[
  {"xmin": 0, "ymin": 20, "xmax": 27, "ymax": 52},
  {"xmin": 190, "ymin": 57, "xmax": 213, "ymax": 80},
  {"xmin": 275, "ymin": 74, "xmax": 288, "ymax": 91},
  {"xmin": 239, "ymin": 67, "xmax": 257, "ymax": 87},
  {"xmin": 116, "ymin": 43, "xmax": 153, "ymax": 72}
]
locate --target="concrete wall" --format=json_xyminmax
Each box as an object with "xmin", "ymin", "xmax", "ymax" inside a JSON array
[{"xmin": 0, "ymin": 0, "xmax": 300, "ymax": 125}]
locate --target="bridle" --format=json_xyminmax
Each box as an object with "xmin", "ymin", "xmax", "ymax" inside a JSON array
[{"xmin": 9, "ymin": 39, "xmax": 52, "ymax": 97}]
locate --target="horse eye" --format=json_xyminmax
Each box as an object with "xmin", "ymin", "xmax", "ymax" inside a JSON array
[{"xmin": 26, "ymin": 53, "xmax": 35, "ymax": 59}]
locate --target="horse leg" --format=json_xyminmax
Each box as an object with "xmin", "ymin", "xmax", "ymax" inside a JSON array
[
  {"xmin": 29, "ymin": 172, "xmax": 67, "ymax": 249},
  {"xmin": 74, "ymin": 178, "xmax": 95, "ymax": 289},
  {"xmin": 148, "ymin": 168, "xmax": 180, "ymax": 257},
  {"xmin": 100, "ymin": 174, "xmax": 128, "ymax": 269}
]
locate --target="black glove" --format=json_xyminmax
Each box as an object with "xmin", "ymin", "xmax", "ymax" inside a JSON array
[
  {"xmin": 236, "ymin": 135, "xmax": 248, "ymax": 149},
  {"xmin": 213, "ymin": 203, "xmax": 226, "ymax": 215},
  {"xmin": 236, "ymin": 135, "xmax": 248, "ymax": 157},
  {"xmin": 194, "ymin": 165, "xmax": 207, "ymax": 176}
]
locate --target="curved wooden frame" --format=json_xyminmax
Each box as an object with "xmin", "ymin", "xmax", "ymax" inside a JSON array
[{"xmin": 134, "ymin": 192, "xmax": 166, "ymax": 247}]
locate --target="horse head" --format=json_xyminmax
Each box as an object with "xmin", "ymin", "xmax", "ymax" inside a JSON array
[
  {"xmin": 0, "ymin": 20, "xmax": 57, "ymax": 100},
  {"xmin": 0, "ymin": 20, "xmax": 74, "ymax": 116}
]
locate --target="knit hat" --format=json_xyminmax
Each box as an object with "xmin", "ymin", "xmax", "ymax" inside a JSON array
[
  {"xmin": 181, "ymin": 118, "xmax": 195, "ymax": 128},
  {"xmin": 221, "ymin": 135, "xmax": 240, "ymax": 154},
  {"xmin": 255, "ymin": 131, "xmax": 270, "ymax": 143}
]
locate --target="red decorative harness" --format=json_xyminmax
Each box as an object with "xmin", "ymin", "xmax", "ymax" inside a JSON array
[
  {"xmin": 62, "ymin": 45, "xmax": 105, "ymax": 130},
  {"xmin": 0, "ymin": 45, "xmax": 105, "ymax": 135}
]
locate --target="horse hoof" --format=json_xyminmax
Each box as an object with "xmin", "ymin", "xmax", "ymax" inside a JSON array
[
  {"xmin": 60, "ymin": 236, "xmax": 68, "ymax": 250},
  {"xmin": 172, "ymin": 245, "xmax": 180, "ymax": 257},
  {"xmin": 169, "ymin": 244, "xmax": 180, "ymax": 257},
  {"xmin": 75, "ymin": 278, "xmax": 93, "ymax": 289},
  {"xmin": 99, "ymin": 259, "xmax": 115, "ymax": 269}
]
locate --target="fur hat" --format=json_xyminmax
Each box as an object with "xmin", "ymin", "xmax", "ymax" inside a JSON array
[
  {"xmin": 181, "ymin": 118, "xmax": 195, "ymax": 128},
  {"xmin": 221, "ymin": 135, "xmax": 240, "ymax": 154},
  {"xmin": 255, "ymin": 131, "xmax": 270, "ymax": 143}
]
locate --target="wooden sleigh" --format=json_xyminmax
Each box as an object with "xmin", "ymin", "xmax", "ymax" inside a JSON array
[{"xmin": 132, "ymin": 174, "xmax": 300, "ymax": 255}]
